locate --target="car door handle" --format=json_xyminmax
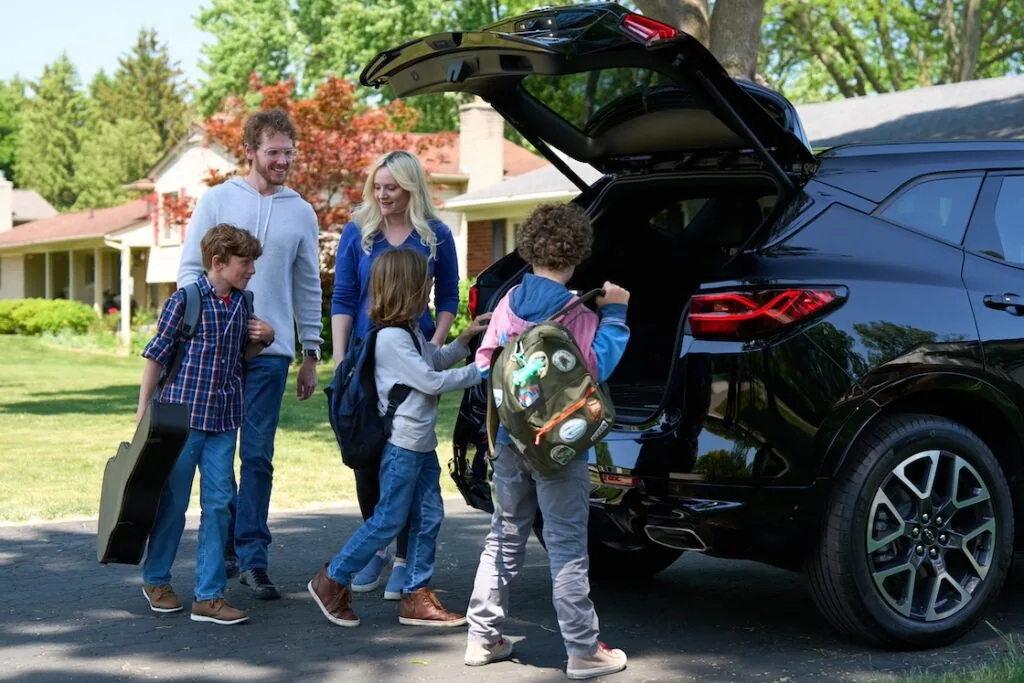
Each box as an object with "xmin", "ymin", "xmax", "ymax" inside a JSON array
[{"xmin": 983, "ymin": 293, "xmax": 1024, "ymax": 314}]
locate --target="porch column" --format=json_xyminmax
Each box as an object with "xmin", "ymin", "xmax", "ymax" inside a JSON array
[
  {"xmin": 93, "ymin": 247, "xmax": 103, "ymax": 315},
  {"xmin": 44, "ymin": 252, "xmax": 53, "ymax": 299},
  {"xmin": 67, "ymin": 250, "xmax": 76, "ymax": 301},
  {"xmin": 120, "ymin": 245, "xmax": 132, "ymax": 346}
]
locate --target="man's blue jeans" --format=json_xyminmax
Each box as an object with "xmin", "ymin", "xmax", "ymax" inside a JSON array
[
  {"xmin": 232, "ymin": 354, "xmax": 291, "ymax": 572},
  {"xmin": 143, "ymin": 429, "xmax": 237, "ymax": 601},
  {"xmin": 328, "ymin": 443, "xmax": 444, "ymax": 593}
]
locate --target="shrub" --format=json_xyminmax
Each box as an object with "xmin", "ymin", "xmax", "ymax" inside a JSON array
[
  {"xmin": 0, "ymin": 298, "xmax": 98, "ymax": 335},
  {"xmin": 446, "ymin": 278, "xmax": 477, "ymax": 343}
]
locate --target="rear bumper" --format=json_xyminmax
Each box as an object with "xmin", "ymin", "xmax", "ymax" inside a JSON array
[{"xmin": 590, "ymin": 479, "xmax": 831, "ymax": 570}]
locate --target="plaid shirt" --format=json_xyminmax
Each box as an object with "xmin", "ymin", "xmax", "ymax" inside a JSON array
[{"xmin": 142, "ymin": 274, "xmax": 248, "ymax": 433}]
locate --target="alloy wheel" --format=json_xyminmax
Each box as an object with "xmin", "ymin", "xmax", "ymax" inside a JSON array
[{"xmin": 866, "ymin": 449, "xmax": 996, "ymax": 622}]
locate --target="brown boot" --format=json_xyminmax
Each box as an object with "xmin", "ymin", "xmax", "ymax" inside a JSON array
[
  {"xmin": 308, "ymin": 564, "xmax": 360, "ymax": 627},
  {"xmin": 190, "ymin": 598, "xmax": 248, "ymax": 625},
  {"xmin": 399, "ymin": 587, "xmax": 467, "ymax": 627}
]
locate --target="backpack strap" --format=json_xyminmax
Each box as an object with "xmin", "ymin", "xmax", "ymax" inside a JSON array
[
  {"xmin": 373, "ymin": 325, "xmax": 421, "ymax": 427},
  {"xmin": 240, "ymin": 288, "xmax": 255, "ymax": 372},
  {"xmin": 159, "ymin": 282, "xmax": 201, "ymax": 389},
  {"xmin": 545, "ymin": 288, "xmax": 605, "ymax": 324}
]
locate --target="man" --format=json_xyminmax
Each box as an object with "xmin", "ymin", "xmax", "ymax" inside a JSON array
[{"xmin": 177, "ymin": 108, "xmax": 323, "ymax": 599}]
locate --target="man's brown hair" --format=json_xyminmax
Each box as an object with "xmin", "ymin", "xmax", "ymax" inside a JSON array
[
  {"xmin": 200, "ymin": 224, "xmax": 263, "ymax": 270},
  {"xmin": 515, "ymin": 202, "xmax": 593, "ymax": 270},
  {"xmin": 243, "ymin": 108, "xmax": 296, "ymax": 150},
  {"xmin": 368, "ymin": 248, "xmax": 431, "ymax": 328}
]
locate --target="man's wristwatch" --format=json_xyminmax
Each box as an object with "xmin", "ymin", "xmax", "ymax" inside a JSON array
[{"xmin": 303, "ymin": 348, "xmax": 321, "ymax": 362}]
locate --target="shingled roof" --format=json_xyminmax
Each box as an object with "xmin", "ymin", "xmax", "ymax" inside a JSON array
[
  {"xmin": 800, "ymin": 74, "xmax": 1024, "ymax": 147},
  {"xmin": 0, "ymin": 199, "xmax": 150, "ymax": 249}
]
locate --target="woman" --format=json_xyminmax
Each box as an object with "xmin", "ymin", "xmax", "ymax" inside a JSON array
[{"xmin": 331, "ymin": 149, "xmax": 460, "ymax": 599}]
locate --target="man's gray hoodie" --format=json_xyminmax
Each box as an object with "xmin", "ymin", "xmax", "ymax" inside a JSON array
[{"xmin": 176, "ymin": 177, "xmax": 323, "ymax": 358}]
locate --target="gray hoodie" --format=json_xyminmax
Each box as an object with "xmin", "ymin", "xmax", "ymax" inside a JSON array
[{"xmin": 176, "ymin": 177, "xmax": 323, "ymax": 358}]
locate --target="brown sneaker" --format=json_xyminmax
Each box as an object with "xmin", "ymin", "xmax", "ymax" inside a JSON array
[
  {"xmin": 308, "ymin": 564, "xmax": 360, "ymax": 627},
  {"xmin": 190, "ymin": 598, "xmax": 248, "ymax": 625},
  {"xmin": 566, "ymin": 643, "xmax": 627, "ymax": 680},
  {"xmin": 399, "ymin": 587, "xmax": 467, "ymax": 627},
  {"xmin": 142, "ymin": 584, "xmax": 182, "ymax": 613}
]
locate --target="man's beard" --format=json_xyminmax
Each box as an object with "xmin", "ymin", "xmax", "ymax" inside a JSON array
[{"xmin": 253, "ymin": 157, "xmax": 290, "ymax": 186}]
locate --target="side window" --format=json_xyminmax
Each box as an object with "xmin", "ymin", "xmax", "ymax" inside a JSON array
[
  {"xmin": 992, "ymin": 176, "xmax": 1024, "ymax": 264},
  {"xmin": 879, "ymin": 175, "xmax": 982, "ymax": 243}
]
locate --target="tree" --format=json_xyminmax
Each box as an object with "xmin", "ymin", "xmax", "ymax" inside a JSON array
[
  {"xmin": 92, "ymin": 28, "xmax": 191, "ymax": 150},
  {"xmin": 177, "ymin": 74, "xmax": 451, "ymax": 300},
  {"xmin": 0, "ymin": 78, "xmax": 24, "ymax": 183},
  {"xmin": 194, "ymin": 0, "xmax": 308, "ymax": 116},
  {"xmin": 760, "ymin": 0, "xmax": 1024, "ymax": 103},
  {"xmin": 634, "ymin": 0, "xmax": 767, "ymax": 79},
  {"xmin": 194, "ymin": 0, "xmax": 541, "ymax": 130},
  {"xmin": 72, "ymin": 118, "xmax": 161, "ymax": 210},
  {"xmin": 16, "ymin": 54, "xmax": 89, "ymax": 210}
]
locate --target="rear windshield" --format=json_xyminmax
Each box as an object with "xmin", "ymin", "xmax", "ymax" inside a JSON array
[{"xmin": 521, "ymin": 67, "xmax": 677, "ymax": 133}]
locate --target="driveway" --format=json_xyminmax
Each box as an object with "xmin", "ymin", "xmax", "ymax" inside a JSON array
[{"xmin": 2, "ymin": 503, "xmax": 1021, "ymax": 682}]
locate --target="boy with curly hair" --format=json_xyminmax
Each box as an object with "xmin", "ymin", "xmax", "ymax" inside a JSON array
[{"xmin": 465, "ymin": 202, "xmax": 631, "ymax": 680}]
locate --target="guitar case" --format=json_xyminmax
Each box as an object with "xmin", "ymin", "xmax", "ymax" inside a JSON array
[
  {"xmin": 95, "ymin": 285, "xmax": 253, "ymax": 565},
  {"xmin": 96, "ymin": 398, "xmax": 190, "ymax": 564}
]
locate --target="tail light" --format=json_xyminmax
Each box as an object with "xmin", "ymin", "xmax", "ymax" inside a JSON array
[
  {"xmin": 467, "ymin": 284, "xmax": 479, "ymax": 319},
  {"xmin": 688, "ymin": 288, "xmax": 844, "ymax": 341},
  {"xmin": 622, "ymin": 13, "xmax": 678, "ymax": 44}
]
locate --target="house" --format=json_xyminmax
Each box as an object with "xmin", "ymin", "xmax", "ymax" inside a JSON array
[
  {"xmin": 0, "ymin": 99, "xmax": 546, "ymax": 342},
  {"xmin": 448, "ymin": 74, "xmax": 1024, "ymax": 275}
]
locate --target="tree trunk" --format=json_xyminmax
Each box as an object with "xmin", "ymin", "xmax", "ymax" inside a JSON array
[
  {"xmin": 633, "ymin": 0, "xmax": 710, "ymax": 46},
  {"xmin": 957, "ymin": 0, "xmax": 983, "ymax": 81},
  {"xmin": 708, "ymin": 0, "xmax": 766, "ymax": 80}
]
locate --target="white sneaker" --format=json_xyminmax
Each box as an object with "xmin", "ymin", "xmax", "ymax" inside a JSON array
[
  {"xmin": 464, "ymin": 637, "xmax": 513, "ymax": 666},
  {"xmin": 566, "ymin": 643, "xmax": 627, "ymax": 680}
]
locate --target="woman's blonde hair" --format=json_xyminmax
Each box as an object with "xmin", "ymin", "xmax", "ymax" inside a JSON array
[
  {"xmin": 352, "ymin": 150, "xmax": 440, "ymax": 258},
  {"xmin": 368, "ymin": 248, "xmax": 431, "ymax": 329}
]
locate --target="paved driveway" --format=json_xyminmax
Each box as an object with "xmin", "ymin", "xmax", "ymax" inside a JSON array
[{"xmin": 2, "ymin": 504, "xmax": 1022, "ymax": 682}]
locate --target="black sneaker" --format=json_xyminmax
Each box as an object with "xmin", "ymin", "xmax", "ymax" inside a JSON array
[{"xmin": 240, "ymin": 568, "xmax": 281, "ymax": 600}]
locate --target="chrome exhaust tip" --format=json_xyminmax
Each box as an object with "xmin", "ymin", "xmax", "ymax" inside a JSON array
[{"xmin": 644, "ymin": 524, "xmax": 708, "ymax": 551}]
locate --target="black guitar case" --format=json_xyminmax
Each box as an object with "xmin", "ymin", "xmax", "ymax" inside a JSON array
[{"xmin": 96, "ymin": 398, "xmax": 190, "ymax": 564}]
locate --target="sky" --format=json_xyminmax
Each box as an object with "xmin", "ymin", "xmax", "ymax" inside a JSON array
[{"xmin": 1, "ymin": 0, "xmax": 209, "ymax": 87}]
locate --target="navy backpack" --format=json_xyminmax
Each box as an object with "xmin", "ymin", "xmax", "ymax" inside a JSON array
[{"xmin": 324, "ymin": 326, "xmax": 420, "ymax": 470}]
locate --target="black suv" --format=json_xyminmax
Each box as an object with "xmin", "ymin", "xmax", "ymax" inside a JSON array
[{"xmin": 362, "ymin": 3, "xmax": 1024, "ymax": 650}]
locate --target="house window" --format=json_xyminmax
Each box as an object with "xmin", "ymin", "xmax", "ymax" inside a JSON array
[
  {"xmin": 492, "ymin": 219, "xmax": 506, "ymax": 262},
  {"xmin": 161, "ymin": 191, "xmax": 179, "ymax": 240}
]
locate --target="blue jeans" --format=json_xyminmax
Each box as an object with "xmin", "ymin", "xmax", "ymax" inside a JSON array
[
  {"xmin": 143, "ymin": 429, "xmax": 238, "ymax": 601},
  {"xmin": 233, "ymin": 354, "xmax": 291, "ymax": 571},
  {"xmin": 328, "ymin": 444, "xmax": 444, "ymax": 592}
]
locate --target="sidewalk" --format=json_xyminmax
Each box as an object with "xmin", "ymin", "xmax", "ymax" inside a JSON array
[{"xmin": 2, "ymin": 506, "xmax": 1022, "ymax": 682}]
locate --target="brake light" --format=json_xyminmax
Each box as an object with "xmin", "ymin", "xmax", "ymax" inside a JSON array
[
  {"xmin": 688, "ymin": 289, "xmax": 843, "ymax": 341},
  {"xmin": 622, "ymin": 13, "xmax": 678, "ymax": 44},
  {"xmin": 468, "ymin": 284, "xmax": 479, "ymax": 319}
]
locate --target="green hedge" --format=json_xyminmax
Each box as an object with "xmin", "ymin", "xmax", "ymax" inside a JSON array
[{"xmin": 0, "ymin": 298, "xmax": 98, "ymax": 335}]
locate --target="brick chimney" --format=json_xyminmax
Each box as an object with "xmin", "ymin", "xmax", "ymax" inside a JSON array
[
  {"xmin": 458, "ymin": 97, "xmax": 505, "ymax": 193},
  {"xmin": 0, "ymin": 171, "xmax": 12, "ymax": 233}
]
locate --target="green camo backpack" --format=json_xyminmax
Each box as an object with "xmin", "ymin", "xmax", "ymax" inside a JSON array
[{"xmin": 485, "ymin": 289, "xmax": 615, "ymax": 477}]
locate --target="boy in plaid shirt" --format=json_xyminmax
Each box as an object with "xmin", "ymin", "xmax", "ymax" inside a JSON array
[{"xmin": 135, "ymin": 224, "xmax": 273, "ymax": 625}]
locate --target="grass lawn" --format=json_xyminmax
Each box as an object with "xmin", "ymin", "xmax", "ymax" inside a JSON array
[{"xmin": 0, "ymin": 335, "xmax": 462, "ymax": 522}]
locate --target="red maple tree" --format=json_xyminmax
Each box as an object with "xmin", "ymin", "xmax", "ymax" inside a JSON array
[{"xmin": 166, "ymin": 73, "xmax": 453, "ymax": 298}]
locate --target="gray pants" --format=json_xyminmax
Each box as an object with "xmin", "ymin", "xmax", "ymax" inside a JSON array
[{"xmin": 466, "ymin": 444, "xmax": 600, "ymax": 656}]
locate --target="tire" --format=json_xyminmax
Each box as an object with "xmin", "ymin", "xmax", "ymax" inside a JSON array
[
  {"xmin": 807, "ymin": 413, "xmax": 1014, "ymax": 649},
  {"xmin": 533, "ymin": 525, "xmax": 684, "ymax": 579}
]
